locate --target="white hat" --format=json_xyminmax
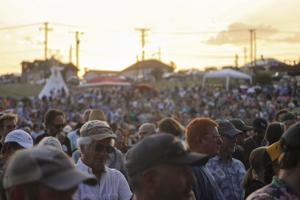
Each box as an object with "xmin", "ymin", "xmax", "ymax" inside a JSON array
[
  {"xmin": 4, "ymin": 129, "xmax": 33, "ymax": 149},
  {"xmin": 38, "ymin": 136, "xmax": 63, "ymax": 151}
]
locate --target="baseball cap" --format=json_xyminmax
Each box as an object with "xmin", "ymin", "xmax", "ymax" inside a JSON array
[
  {"xmin": 4, "ymin": 129, "xmax": 33, "ymax": 149},
  {"xmin": 3, "ymin": 146, "xmax": 96, "ymax": 190},
  {"xmin": 80, "ymin": 120, "xmax": 116, "ymax": 141},
  {"xmin": 229, "ymin": 118, "xmax": 252, "ymax": 132},
  {"xmin": 125, "ymin": 133, "xmax": 209, "ymax": 177},
  {"xmin": 216, "ymin": 119, "xmax": 242, "ymax": 138},
  {"xmin": 138, "ymin": 123, "xmax": 156, "ymax": 135},
  {"xmin": 38, "ymin": 136, "xmax": 63, "ymax": 151},
  {"xmin": 280, "ymin": 122, "xmax": 300, "ymax": 152},
  {"xmin": 279, "ymin": 112, "xmax": 297, "ymax": 123},
  {"xmin": 252, "ymin": 117, "xmax": 268, "ymax": 132}
]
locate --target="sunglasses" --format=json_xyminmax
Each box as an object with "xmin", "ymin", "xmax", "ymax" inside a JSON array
[{"xmin": 94, "ymin": 143, "xmax": 115, "ymax": 153}]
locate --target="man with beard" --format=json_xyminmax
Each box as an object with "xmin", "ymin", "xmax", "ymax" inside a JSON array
[
  {"xmin": 73, "ymin": 120, "xmax": 132, "ymax": 200},
  {"xmin": 125, "ymin": 133, "xmax": 209, "ymax": 200},
  {"xmin": 206, "ymin": 120, "xmax": 246, "ymax": 200}
]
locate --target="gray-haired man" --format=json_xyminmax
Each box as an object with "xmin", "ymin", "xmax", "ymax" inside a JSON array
[{"xmin": 74, "ymin": 120, "xmax": 132, "ymax": 200}]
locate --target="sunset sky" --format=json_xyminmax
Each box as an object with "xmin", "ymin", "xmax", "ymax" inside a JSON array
[{"xmin": 0, "ymin": 0, "xmax": 300, "ymax": 76}]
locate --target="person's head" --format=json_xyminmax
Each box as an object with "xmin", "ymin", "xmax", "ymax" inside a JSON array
[
  {"xmin": 78, "ymin": 120, "xmax": 116, "ymax": 171},
  {"xmin": 88, "ymin": 109, "xmax": 106, "ymax": 121},
  {"xmin": 1, "ymin": 129, "xmax": 33, "ymax": 162},
  {"xmin": 3, "ymin": 146, "xmax": 96, "ymax": 200},
  {"xmin": 44, "ymin": 109, "xmax": 65, "ymax": 137},
  {"xmin": 158, "ymin": 117, "xmax": 184, "ymax": 137},
  {"xmin": 252, "ymin": 117, "xmax": 268, "ymax": 137},
  {"xmin": 265, "ymin": 122, "xmax": 285, "ymax": 145},
  {"xmin": 0, "ymin": 113, "xmax": 17, "ymax": 139},
  {"xmin": 186, "ymin": 117, "xmax": 222, "ymax": 155},
  {"xmin": 229, "ymin": 118, "xmax": 252, "ymax": 145},
  {"xmin": 125, "ymin": 133, "xmax": 208, "ymax": 200},
  {"xmin": 279, "ymin": 112, "xmax": 298, "ymax": 130},
  {"xmin": 138, "ymin": 123, "xmax": 156, "ymax": 139},
  {"xmin": 82, "ymin": 109, "xmax": 92, "ymax": 123},
  {"xmin": 38, "ymin": 136, "xmax": 63, "ymax": 151},
  {"xmin": 243, "ymin": 147, "xmax": 274, "ymax": 189},
  {"xmin": 216, "ymin": 120, "xmax": 242, "ymax": 157},
  {"xmin": 275, "ymin": 109, "xmax": 288, "ymax": 122},
  {"xmin": 278, "ymin": 122, "xmax": 300, "ymax": 170}
]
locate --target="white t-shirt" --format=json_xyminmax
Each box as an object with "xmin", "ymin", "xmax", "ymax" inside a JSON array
[{"xmin": 73, "ymin": 159, "xmax": 132, "ymax": 200}]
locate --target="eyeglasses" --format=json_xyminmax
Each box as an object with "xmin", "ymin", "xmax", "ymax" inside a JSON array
[{"xmin": 94, "ymin": 143, "xmax": 115, "ymax": 153}]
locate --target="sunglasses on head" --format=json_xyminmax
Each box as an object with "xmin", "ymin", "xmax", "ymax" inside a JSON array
[{"xmin": 94, "ymin": 143, "xmax": 115, "ymax": 153}]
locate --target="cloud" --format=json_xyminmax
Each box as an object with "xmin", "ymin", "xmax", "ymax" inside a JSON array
[
  {"xmin": 205, "ymin": 22, "xmax": 278, "ymax": 45},
  {"xmin": 276, "ymin": 32, "xmax": 300, "ymax": 43}
]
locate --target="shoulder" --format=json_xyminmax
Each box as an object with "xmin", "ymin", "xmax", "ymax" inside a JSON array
[
  {"xmin": 106, "ymin": 167, "xmax": 125, "ymax": 177},
  {"xmin": 232, "ymin": 158, "xmax": 246, "ymax": 168},
  {"xmin": 246, "ymin": 184, "xmax": 276, "ymax": 200}
]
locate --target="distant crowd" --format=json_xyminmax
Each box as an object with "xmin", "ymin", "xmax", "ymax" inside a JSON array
[{"xmin": 0, "ymin": 79, "xmax": 299, "ymax": 200}]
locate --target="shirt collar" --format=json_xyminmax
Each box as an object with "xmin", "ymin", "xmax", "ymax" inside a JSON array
[{"xmin": 77, "ymin": 159, "xmax": 107, "ymax": 175}]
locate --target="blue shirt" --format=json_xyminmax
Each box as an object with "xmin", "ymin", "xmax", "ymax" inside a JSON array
[
  {"xmin": 206, "ymin": 156, "xmax": 246, "ymax": 200},
  {"xmin": 192, "ymin": 165, "xmax": 225, "ymax": 200}
]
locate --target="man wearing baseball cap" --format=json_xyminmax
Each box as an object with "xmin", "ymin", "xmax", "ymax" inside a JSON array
[
  {"xmin": 207, "ymin": 120, "xmax": 246, "ymax": 200},
  {"xmin": 230, "ymin": 118, "xmax": 252, "ymax": 166},
  {"xmin": 0, "ymin": 129, "xmax": 33, "ymax": 167},
  {"xmin": 74, "ymin": 120, "xmax": 132, "ymax": 200},
  {"xmin": 2, "ymin": 146, "xmax": 96, "ymax": 200},
  {"xmin": 247, "ymin": 122, "xmax": 300, "ymax": 199},
  {"xmin": 125, "ymin": 133, "xmax": 209, "ymax": 200},
  {"xmin": 243, "ymin": 117, "xmax": 268, "ymax": 168}
]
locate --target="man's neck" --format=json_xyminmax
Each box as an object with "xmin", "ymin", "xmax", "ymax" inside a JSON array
[
  {"xmin": 219, "ymin": 152, "xmax": 232, "ymax": 161},
  {"xmin": 279, "ymin": 168, "xmax": 300, "ymax": 198}
]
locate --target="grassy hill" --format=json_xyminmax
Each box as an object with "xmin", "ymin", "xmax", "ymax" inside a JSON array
[{"xmin": 0, "ymin": 84, "xmax": 43, "ymax": 99}]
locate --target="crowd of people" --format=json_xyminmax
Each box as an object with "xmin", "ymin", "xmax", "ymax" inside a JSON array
[{"xmin": 0, "ymin": 80, "xmax": 299, "ymax": 200}]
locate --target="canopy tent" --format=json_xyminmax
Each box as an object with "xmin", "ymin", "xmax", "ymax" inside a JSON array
[
  {"xmin": 202, "ymin": 69, "xmax": 252, "ymax": 90},
  {"xmin": 38, "ymin": 67, "xmax": 69, "ymax": 99}
]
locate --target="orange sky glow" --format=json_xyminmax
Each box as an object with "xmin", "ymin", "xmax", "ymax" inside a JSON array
[{"xmin": 0, "ymin": 0, "xmax": 300, "ymax": 76}]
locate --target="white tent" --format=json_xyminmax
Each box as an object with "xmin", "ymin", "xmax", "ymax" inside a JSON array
[
  {"xmin": 38, "ymin": 67, "xmax": 69, "ymax": 99},
  {"xmin": 202, "ymin": 69, "xmax": 252, "ymax": 90}
]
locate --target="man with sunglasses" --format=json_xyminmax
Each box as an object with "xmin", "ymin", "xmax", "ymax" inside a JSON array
[
  {"xmin": 74, "ymin": 120, "xmax": 132, "ymax": 200},
  {"xmin": 206, "ymin": 120, "xmax": 246, "ymax": 200},
  {"xmin": 35, "ymin": 109, "xmax": 71, "ymax": 155}
]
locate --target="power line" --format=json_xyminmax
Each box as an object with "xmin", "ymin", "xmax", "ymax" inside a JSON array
[{"xmin": 0, "ymin": 23, "xmax": 41, "ymax": 31}]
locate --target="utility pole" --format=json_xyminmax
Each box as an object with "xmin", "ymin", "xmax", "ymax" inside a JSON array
[
  {"xmin": 249, "ymin": 29, "xmax": 257, "ymax": 67},
  {"xmin": 235, "ymin": 54, "xmax": 239, "ymax": 68},
  {"xmin": 249, "ymin": 29, "xmax": 254, "ymax": 66},
  {"xmin": 158, "ymin": 47, "xmax": 161, "ymax": 60},
  {"xmin": 244, "ymin": 47, "xmax": 247, "ymax": 65},
  {"xmin": 69, "ymin": 45, "xmax": 73, "ymax": 64},
  {"xmin": 253, "ymin": 30, "xmax": 257, "ymax": 66},
  {"xmin": 71, "ymin": 31, "xmax": 83, "ymax": 68},
  {"xmin": 135, "ymin": 28, "xmax": 150, "ymax": 61},
  {"xmin": 39, "ymin": 22, "xmax": 52, "ymax": 60}
]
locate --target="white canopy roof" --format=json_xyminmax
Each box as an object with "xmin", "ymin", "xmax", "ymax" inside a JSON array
[{"xmin": 202, "ymin": 69, "xmax": 252, "ymax": 90}]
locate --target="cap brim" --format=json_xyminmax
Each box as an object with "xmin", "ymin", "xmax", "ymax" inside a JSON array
[
  {"xmin": 224, "ymin": 128, "xmax": 242, "ymax": 137},
  {"xmin": 266, "ymin": 141, "xmax": 282, "ymax": 162},
  {"xmin": 41, "ymin": 168, "xmax": 97, "ymax": 191},
  {"xmin": 91, "ymin": 133, "xmax": 116, "ymax": 141},
  {"xmin": 163, "ymin": 152, "xmax": 210, "ymax": 166}
]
